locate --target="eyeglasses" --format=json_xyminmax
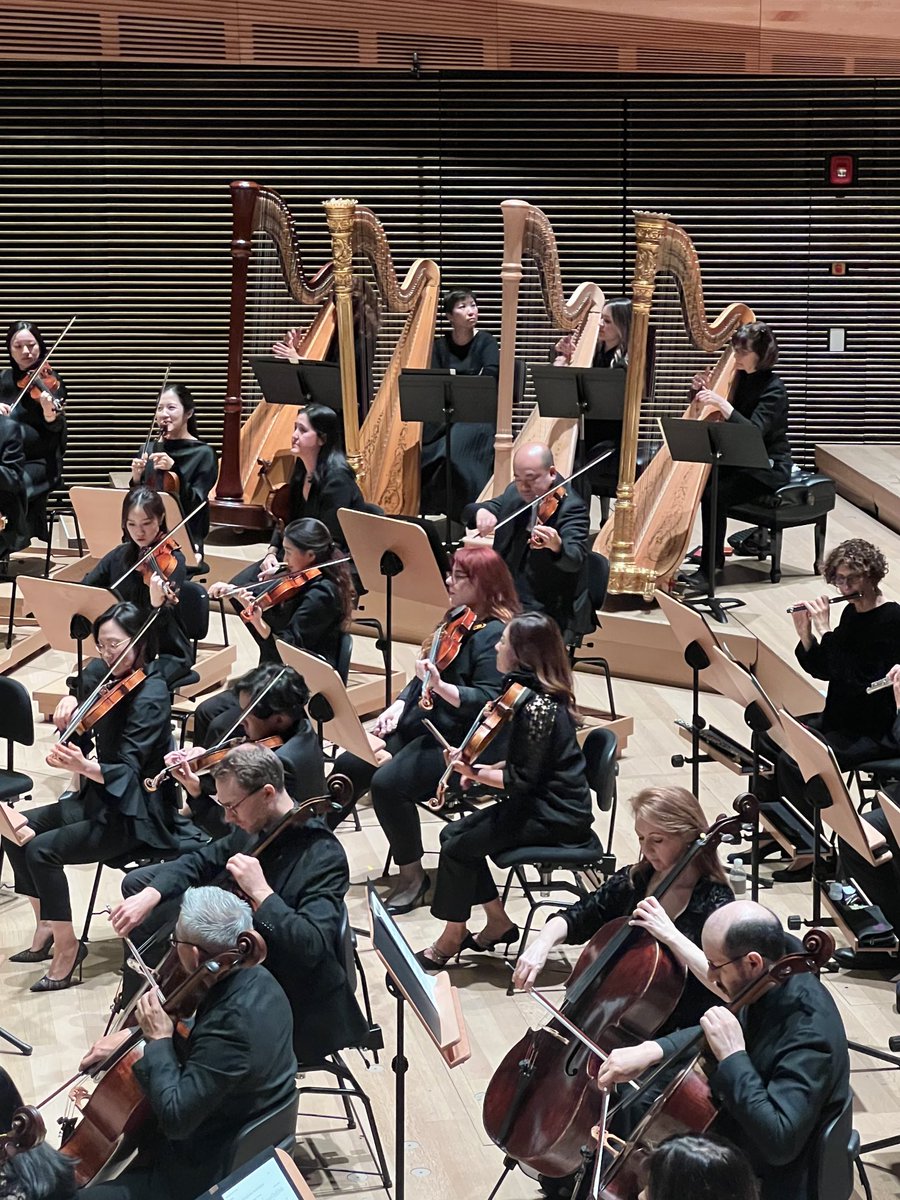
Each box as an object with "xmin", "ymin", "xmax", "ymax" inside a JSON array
[
  {"xmin": 214, "ymin": 785, "xmax": 262, "ymax": 814},
  {"xmin": 833, "ymin": 571, "xmax": 863, "ymax": 585},
  {"xmin": 169, "ymin": 933, "xmax": 203, "ymax": 950},
  {"xmin": 96, "ymin": 640, "xmax": 129, "ymax": 655},
  {"xmin": 706, "ymin": 951, "xmax": 748, "ymax": 973}
]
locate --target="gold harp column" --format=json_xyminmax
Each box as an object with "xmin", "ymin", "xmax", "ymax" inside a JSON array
[
  {"xmin": 323, "ymin": 198, "xmax": 363, "ymax": 479},
  {"xmin": 608, "ymin": 211, "xmax": 670, "ymax": 599},
  {"xmin": 493, "ymin": 199, "xmax": 529, "ymax": 490}
]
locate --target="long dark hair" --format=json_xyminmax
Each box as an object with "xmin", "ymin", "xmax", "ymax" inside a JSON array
[
  {"xmin": 602, "ymin": 297, "xmax": 632, "ymax": 365},
  {"xmin": 297, "ymin": 403, "xmax": 352, "ymax": 484},
  {"xmin": 283, "ymin": 516, "xmax": 354, "ymax": 627},
  {"xmin": 92, "ymin": 601, "xmax": 158, "ymax": 668},
  {"xmin": 5, "ymin": 320, "xmax": 47, "ymax": 375},
  {"xmin": 159, "ymin": 382, "xmax": 199, "ymax": 438},
  {"xmin": 120, "ymin": 485, "xmax": 168, "ymax": 566},
  {"xmin": 505, "ymin": 612, "xmax": 576, "ymax": 714},
  {"xmin": 228, "ymin": 662, "xmax": 310, "ymax": 721}
]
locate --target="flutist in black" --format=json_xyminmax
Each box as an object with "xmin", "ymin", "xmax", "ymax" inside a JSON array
[{"xmin": 111, "ymin": 744, "xmax": 368, "ymax": 1063}]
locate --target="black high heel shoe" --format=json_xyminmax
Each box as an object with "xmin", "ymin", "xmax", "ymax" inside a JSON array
[
  {"xmin": 384, "ymin": 874, "xmax": 430, "ymax": 916},
  {"xmin": 9, "ymin": 937, "xmax": 54, "ymax": 963},
  {"xmin": 29, "ymin": 942, "xmax": 88, "ymax": 993},
  {"xmin": 460, "ymin": 925, "xmax": 520, "ymax": 954}
]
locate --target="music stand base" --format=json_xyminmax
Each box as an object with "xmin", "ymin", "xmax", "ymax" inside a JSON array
[
  {"xmin": 682, "ymin": 593, "xmax": 746, "ymax": 624},
  {"xmin": 0, "ymin": 1025, "xmax": 32, "ymax": 1055}
]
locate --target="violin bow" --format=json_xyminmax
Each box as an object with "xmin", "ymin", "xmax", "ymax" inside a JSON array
[
  {"xmin": 9, "ymin": 315, "xmax": 77, "ymax": 413},
  {"xmin": 57, "ymin": 609, "xmax": 161, "ymax": 746},
  {"xmin": 214, "ymin": 555, "xmax": 353, "ymax": 602},
  {"xmin": 144, "ymin": 667, "xmax": 288, "ymax": 790},
  {"xmin": 489, "ymin": 446, "xmax": 615, "ymax": 534},
  {"xmin": 111, "ymin": 499, "xmax": 207, "ymax": 590},
  {"xmin": 141, "ymin": 364, "xmax": 172, "ymax": 457}
]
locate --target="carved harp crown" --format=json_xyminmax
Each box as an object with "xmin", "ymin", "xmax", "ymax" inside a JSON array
[
  {"xmin": 600, "ymin": 211, "xmax": 754, "ymax": 597},
  {"xmin": 324, "ymin": 198, "xmax": 440, "ymax": 515},
  {"xmin": 488, "ymin": 199, "xmax": 605, "ymax": 494}
]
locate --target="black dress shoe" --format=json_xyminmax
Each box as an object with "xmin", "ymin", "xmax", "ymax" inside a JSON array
[
  {"xmin": 9, "ymin": 937, "xmax": 54, "ymax": 963},
  {"xmin": 460, "ymin": 925, "xmax": 520, "ymax": 954},
  {"xmin": 833, "ymin": 947, "xmax": 899, "ymax": 972},
  {"xmin": 384, "ymin": 874, "xmax": 430, "ymax": 916},
  {"xmin": 770, "ymin": 862, "xmax": 814, "ymax": 883},
  {"xmin": 29, "ymin": 942, "xmax": 88, "ymax": 992}
]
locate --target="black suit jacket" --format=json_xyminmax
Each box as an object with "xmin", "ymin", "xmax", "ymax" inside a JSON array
[
  {"xmin": 477, "ymin": 477, "xmax": 590, "ymax": 633},
  {"xmin": 656, "ymin": 969, "xmax": 850, "ymax": 1200},
  {"xmin": 131, "ymin": 965, "xmax": 297, "ymax": 1200},
  {"xmin": 144, "ymin": 817, "xmax": 368, "ymax": 1062}
]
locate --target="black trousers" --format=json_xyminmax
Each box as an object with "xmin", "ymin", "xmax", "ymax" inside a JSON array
[
  {"xmin": 333, "ymin": 735, "xmax": 446, "ymax": 864},
  {"xmin": 839, "ymin": 807, "xmax": 900, "ymax": 933},
  {"xmin": 699, "ymin": 465, "xmax": 787, "ymax": 570},
  {"xmin": 3, "ymin": 796, "xmax": 145, "ymax": 923},
  {"xmin": 430, "ymin": 805, "xmax": 578, "ymax": 924},
  {"xmin": 193, "ymin": 689, "xmax": 242, "ymax": 748},
  {"xmin": 221, "ymin": 558, "xmax": 270, "ymax": 656}
]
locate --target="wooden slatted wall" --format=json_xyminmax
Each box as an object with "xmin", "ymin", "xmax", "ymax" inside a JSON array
[{"xmin": 0, "ymin": 66, "xmax": 897, "ymax": 490}]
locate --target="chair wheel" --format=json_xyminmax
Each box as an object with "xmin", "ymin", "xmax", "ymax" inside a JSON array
[{"xmin": 787, "ymin": 914, "xmax": 801, "ymax": 930}]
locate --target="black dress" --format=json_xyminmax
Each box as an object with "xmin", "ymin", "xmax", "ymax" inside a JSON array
[
  {"xmin": 138, "ymin": 438, "xmax": 217, "ymax": 551},
  {"xmin": 81, "ymin": 542, "xmax": 193, "ymax": 687},
  {"xmin": 0, "ymin": 369, "xmax": 67, "ymax": 539},
  {"xmin": 332, "ymin": 618, "xmax": 505, "ymax": 862},
  {"xmin": 3, "ymin": 660, "xmax": 182, "ymax": 923},
  {"xmin": 420, "ymin": 330, "xmax": 500, "ymax": 523},
  {"xmin": 579, "ymin": 345, "xmax": 625, "ymax": 501},
  {"xmin": 430, "ymin": 672, "xmax": 594, "ymax": 923},
  {"xmin": 559, "ymin": 864, "xmax": 734, "ymax": 1035},
  {"xmin": 0, "ymin": 414, "xmax": 28, "ymax": 553},
  {"xmin": 269, "ymin": 459, "xmax": 372, "ymax": 552},
  {"xmin": 700, "ymin": 369, "xmax": 792, "ymax": 568}
]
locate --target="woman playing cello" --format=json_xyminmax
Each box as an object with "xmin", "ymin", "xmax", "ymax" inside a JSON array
[{"xmin": 415, "ymin": 612, "xmax": 595, "ymax": 969}]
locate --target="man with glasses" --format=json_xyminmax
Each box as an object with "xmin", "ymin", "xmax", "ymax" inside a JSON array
[
  {"xmin": 595, "ymin": 900, "xmax": 850, "ymax": 1200},
  {"xmin": 110, "ymin": 744, "xmax": 368, "ymax": 1064},
  {"xmin": 82, "ymin": 886, "xmax": 297, "ymax": 1200},
  {"xmin": 470, "ymin": 442, "xmax": 593, "ymax": 636}
]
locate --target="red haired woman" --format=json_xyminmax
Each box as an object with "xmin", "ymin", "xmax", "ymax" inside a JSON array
[{"xmin": 333, "ymin": 545, "xmax": 520, "ymax": 913}]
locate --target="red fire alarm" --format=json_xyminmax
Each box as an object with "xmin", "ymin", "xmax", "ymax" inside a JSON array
[
  {"xmin": 827, "ymin": 154, "xmax": 856, "ymax": 187},
  {"xmin": 831, "ymin": 262, "xmax": 847, "ymax": 276}
]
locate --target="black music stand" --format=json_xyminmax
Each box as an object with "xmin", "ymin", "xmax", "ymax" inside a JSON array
[
  {"xmin": 399, "ymin": 368, "xmax": 498, "ymax": 548},
  {"xmin": 530, "ymin": 364, "xmax": 625, "ymax": 468},
  {"xmin": 661, "ymin": 417, "xmax": 770, "ymax": 624},
  {"xmin": 249, "ymin": 355, "xmax": 343, "ymax": 412}
]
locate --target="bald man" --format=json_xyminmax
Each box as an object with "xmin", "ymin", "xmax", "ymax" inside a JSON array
[
  {"xmin": 471, "ymin": 443, "xmax": 592, "ymax": 634},
  {"xmin": 595, "ymin": 900, "xmax": 850, "ymax": 1200}
]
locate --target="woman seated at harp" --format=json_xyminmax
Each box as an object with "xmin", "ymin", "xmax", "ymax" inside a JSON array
[
  {"xmin": 420, "ymin": 288, "xmax": 500, "ymax": 527},
  {"xmin": 683, "ymin": 320, "xmax": 792, "ymax": 592}
]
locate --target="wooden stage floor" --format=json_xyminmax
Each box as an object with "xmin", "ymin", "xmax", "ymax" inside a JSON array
[{"xmin": 0, "ymin": 491, "xmax": 898, "ymax": 1199}]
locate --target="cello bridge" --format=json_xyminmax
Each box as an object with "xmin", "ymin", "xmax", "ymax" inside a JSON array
[{"xmin": 540, "ymin": 1025, "xmax": 570, "ymax": 1047}]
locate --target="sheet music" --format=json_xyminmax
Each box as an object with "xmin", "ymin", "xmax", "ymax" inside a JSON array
[
  {"xmin": 221, "ymin": 1153, "xmax": 300, "ymax": 1200},
  {"xmin": 368, "ymin": 885, "xmax": 443, "ymax": 1043}
]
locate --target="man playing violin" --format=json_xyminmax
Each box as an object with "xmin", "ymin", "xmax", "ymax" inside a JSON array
[
  {"xmin": 595, "ymin": 900, "xmax": 850, "ymax": 1200},
  {"xmin": 110, "ymin": 744, "xmax": 369, "ymax": 1065},
  {"xmin": 80, "ymin": 886, "xmax": 297, "ymax": 1200},
  {"xmin": 470, "ymin": 442, "xmax": 592, "ymax": 635}
]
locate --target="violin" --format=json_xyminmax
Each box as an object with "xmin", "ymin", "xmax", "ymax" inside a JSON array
[
  {"xmin": 141, "ymin": 423, "xmax": 180, "ymax": 496},
  {"xmin": 256, "ymin": 457, "xmax": 292, "ymax": 525},
  {"xmin": 419, "ymin": 606, "xmax": 480, "ymax": 710},
  {"xmin": 530, "ymin": 485, "xmax": 567, "ymax": 548},
  {"xmin": 481, "ymin": 796, "xmax": 757, "ymax": 1178},
  {"xmin": 235, "ymin": 555, "xmax": 353, "ymax": 623},
  {"xmin": 54, "ymin": 929, "xmax": 268, "ymax": 1188},
  {"xmin": 426, "ymin": 681, "xmax": 532, "ymax": 811},
  {"xmin": 16, "ymin": 361, "xmax": 65, "ymax": 413},
  {"xmin": 486, "ymin": 448, "xmax": 614, "ymax": 542},
  {"xmin": 135, "ymin": 536, "xmax": 181, "ymax": 605},
  {"xmin": 143, "ymin": 734, "xmax": 283, "ymax": 792},
  {"xmin": 0, "ymin": 1106, "xmax": 46, "ymax": 1161},
  {"xmin": 596, "ymin": 927, "xmax": 835, "ymax": 1199}
]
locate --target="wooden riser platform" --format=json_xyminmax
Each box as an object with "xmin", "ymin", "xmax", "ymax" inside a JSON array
[{"xmin": 817, "ymin": 443, "xmax": 900, "ymax": 535}]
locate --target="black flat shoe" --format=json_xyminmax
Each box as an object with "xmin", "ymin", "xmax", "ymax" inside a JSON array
[
  {"xmin": 384, "ymin": 874, "xmax": 430, "ymax": 916},
  {"xmin": 29, "ymin": 942, "xmax": 87, "ymax": 992},
  {"xmin": 461, "ymin": 925, "xmax": 520, "ymax": 954},
  {"xmin": 9, "ymin": 938, "xmax": 54, "ymax": 963},
  {"xmin": 770, "ymin": 862, "xmax": 813, "ymax": 883}
]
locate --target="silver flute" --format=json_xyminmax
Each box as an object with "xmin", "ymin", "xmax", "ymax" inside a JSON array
[{"xmin": 866, "ymin": 676, "xmax": 896, "ymax": 695}]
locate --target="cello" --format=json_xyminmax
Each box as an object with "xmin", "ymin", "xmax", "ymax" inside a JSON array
[
  {"xmin": 596, "ymin": 927, "xmax": 835, "ymax": 1199},
  {"xmin": 481, "ymin": 795, "xmax": 755, "ymax": 1177},
  {"xmin": 48, "ymin": 929, "xmax": 268, "ymax": 1188}
]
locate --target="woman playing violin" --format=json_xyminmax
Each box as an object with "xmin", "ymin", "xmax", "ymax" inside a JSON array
[
  {"xmin": 2, "ymin": 603, "xmax": 189, "ymax": 992},
  {"xmin": 209, "ymin": 517, "xmax": 353, "ymax": 671},
  {"xmin": 0, "ymin": 320, "xmax": 67, "ymax": 542},
  {"xmin": 130, "ymin": 383, "xmax": 216, "ymax": 558},
  {"xmin": 512, "ymin": 785, "xmax": 733, "ymax": 1030},
  {"xmin": 413, "ymin": 612, "xmax": 592, "ymax": 969},
  {"xmin": 80, "ymin": 486, "xmax": 193, "ymax": 686},
  {"xmin": 333, "ymin": 545, "xmax": 519, "ymax": 913}
]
